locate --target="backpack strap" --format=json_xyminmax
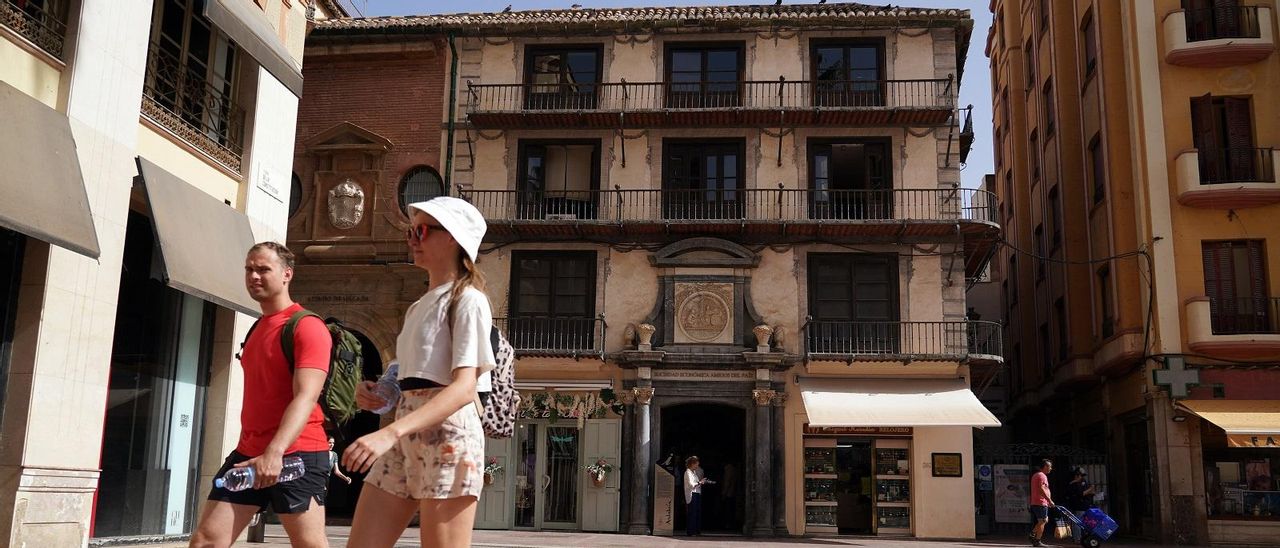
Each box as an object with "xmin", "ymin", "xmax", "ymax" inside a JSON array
[
  {"xmin": 280, "ymin": 309, "xmax": 323, "ymax": 370},
  {"xmin": 236, "ymin": 319, "xmax": 263, "ymax": 361}
]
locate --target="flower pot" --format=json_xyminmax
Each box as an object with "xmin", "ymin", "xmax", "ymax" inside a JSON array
[
  {"xmin": 484, "ymin": 472, "xmax": 495, "ymax": 486},
  {"xmin": 591, "ymin": 475, "xmax": 606, "ymax": 488}
]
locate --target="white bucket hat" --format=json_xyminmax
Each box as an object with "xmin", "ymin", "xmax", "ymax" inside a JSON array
[{"xmin": 407, "ymin": 196, "xmax": 487, "ymax": 262}]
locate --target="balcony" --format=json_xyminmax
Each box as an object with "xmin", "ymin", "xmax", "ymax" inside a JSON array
[
  {"xmin": 1164, "ymin": 4, "xmax": 1275, "ymax": 67},
  {"xmin": 1, "ymin": 0, "xmax": 67, "ymax": 60},
  {"xmin": 494, "ymin": 316, "xmax": 606, "ymax": 359},
  {"xmin": 140, "ymin": 46, "xmax": 247, "ymax": 172},
  {"xmin": 466, "ymin": 78, "xmax": 956, "ymax": 129},
  {"xmin": 1186, "ymin": 296, "xmax": 1280, "ymax": 359},
  {"xmin": 462, "ymin": 187, "xmax": 998, "ymax": 276},
  {"xmin": 803, "ymin": 320, "xmax": 1003, "ymax": 364},
  {"xmin": 1175, "ymin": 148, "xmax": 1280, "ymax": 208}
]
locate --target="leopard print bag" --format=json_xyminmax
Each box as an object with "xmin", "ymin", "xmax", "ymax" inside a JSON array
[{"xmin": 479, "ymin": 327, "xmax": 519, "ymax": 438}]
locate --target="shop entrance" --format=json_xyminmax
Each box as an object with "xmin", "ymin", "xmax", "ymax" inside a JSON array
[
  {"xmin": 514, "ymin": 422, "xmax": 583, "ymax": 529},
  {"xmin": 660, "ymin": 402, "xmax": 746, "ymax": 535}
]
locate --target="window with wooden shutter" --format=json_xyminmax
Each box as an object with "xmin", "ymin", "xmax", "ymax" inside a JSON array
[
  {"xmin": 1202, "ymin": 240, "xmax": 1271, "ymax": 334},
  {"xmin": 1191, "ymin": 94, "xmax": 1262, "ymax": 184},
  {"xmin": 510, "ymin": 251, "xmax": 598, "ymax": 351},
  {"xmin": 806, "ymin": 254, "xmax": 899, "ymax": 354}
]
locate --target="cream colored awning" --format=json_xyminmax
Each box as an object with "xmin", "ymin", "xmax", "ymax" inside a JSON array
[
  {"xmin": 799, "ymin": 377, "xmax": 1001, "ymax": 428},
  {"xmin": 1177, "ymin": 400, "xmax": 1280, "ymax": 448}
]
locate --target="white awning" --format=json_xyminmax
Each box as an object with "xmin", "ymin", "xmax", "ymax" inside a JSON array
[{"xmin": 799, "ymin": 377, "xmax": 1001, "ymax": 428}]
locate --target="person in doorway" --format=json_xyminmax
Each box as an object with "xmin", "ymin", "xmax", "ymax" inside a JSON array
[
  {"xmin": 189, "ymin": 242, "xmax": 333, "ymax": 548},
  {"xmin": 684, "ymin": 456, "xmax": 714, "ymax": 536},
  {"xmin": 1028, "ymin": 459, "xmax": 1055, "ymax": 547},
  {"xmin": 329, "ymin": 438, "xmax": 352, "ymax": 485},
  {"xmin": 343, "ymin": 196, "xmax": 497, "ymax": 548},
  {"xmin": 1064, "ymin": 467, "xmax": 1095, "ymax": 542}
]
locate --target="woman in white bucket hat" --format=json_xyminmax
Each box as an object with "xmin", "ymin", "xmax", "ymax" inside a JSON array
[{"xmin": 342, "ymin": 196, "xmax": 497, "ymax": 547}]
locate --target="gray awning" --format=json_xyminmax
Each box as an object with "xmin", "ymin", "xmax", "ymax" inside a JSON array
[
  {"xmin": 136, "ymin": 157, "xmax": 260, "ymax": 316},
  {"xmin": 0, "ymin": 81, "xmax": 100, "ymax": 258},
  {"xmin": 205, "ymin": 0, "xmax": 304, "ymax": 97}
]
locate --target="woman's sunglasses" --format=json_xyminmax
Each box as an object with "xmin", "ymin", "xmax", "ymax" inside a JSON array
[{"xmin": 405, "ymin": 223, "xmax": 443, "ymax": 242}]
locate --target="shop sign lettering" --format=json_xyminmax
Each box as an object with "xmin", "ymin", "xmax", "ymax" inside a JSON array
[
  {"xmin": 803, "ymin": 425, "xmax": 912, "ymax": 436},
  {"xmin": 1229, "ymin": 434, "xmax": 1280, "ymax": 448}
]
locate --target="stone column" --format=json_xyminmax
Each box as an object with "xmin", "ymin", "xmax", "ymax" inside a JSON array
[
  {"xmin": 771, "ymin": 392, "xmax": 788, "ymax": 532},
  {"xmin": 627, "ymin": 386, "xmax": 655, "ymax": 534},
  {"xmin": 752, "ymin": 389, "xmax": 776, "ymax": 537}
]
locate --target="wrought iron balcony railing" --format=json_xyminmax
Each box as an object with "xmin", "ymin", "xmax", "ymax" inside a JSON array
[
  {"xmin": 803, "ymin": 320, "xmax": 1003, "ymax": 360},
  {"xmin": 1197, "ymin": 147, "xmax": 1276, "ymax": 184},
  {"xmin": 1185, "ymin": 4, "xmax": 1262, "ymax": 42},
  {"xmin": 1, "ymin": 0, "xmax": 68, "ymax": 59},
  {"xmin": 459, "ymin": 188, "xmax": 998, "ymax": 225},
  {"xmin": 141, "ymin": 46, "xmax": 246, "ymax": 171},
  {"xmin": 1210, "ymin": 296, "xmax": 1280, "ymax": 335},
  {"xmin": 468, "ymin": 78, "xmax": 955, "ymax": 114},
  {"xmin": 494, "ymin": 316, "xmax": 606, "ymax": 358}
]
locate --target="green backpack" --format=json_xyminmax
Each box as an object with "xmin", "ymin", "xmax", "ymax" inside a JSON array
[{"xmin": 242, "ymin": 310, "xmax": 363, "ymax": 440}]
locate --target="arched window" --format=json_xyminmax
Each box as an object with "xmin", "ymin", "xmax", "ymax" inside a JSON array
[
  {"xmin": 398, "ymin": 166, "xmax": 444, "ymax": 214},
  {"xmin": 289, "ymin": 172, "xmax": 303, "ymax": 218}
]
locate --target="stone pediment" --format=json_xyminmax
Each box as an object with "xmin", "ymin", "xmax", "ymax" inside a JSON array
[
  {"xmin": 649, "ymin": 238, "xmax": 759, "ymax": 268},
  {"xmin": 305, "ymin": 121, "xmax": 393, "ymax": 153}
]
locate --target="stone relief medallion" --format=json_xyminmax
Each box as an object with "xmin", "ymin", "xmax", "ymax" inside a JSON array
[
  {"xmin": 327, "ymin": 179, "xmax": 365, "ymax": 230},
  {"xmin": 674, "ymin": 282, "xmax": 734, "ymax": 344}
]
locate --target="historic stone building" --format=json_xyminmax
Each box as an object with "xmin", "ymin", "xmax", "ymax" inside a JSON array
[
  {"xmin": 298, "ymin": 3, "xmax": 1000, "ymax": 538},
  {"xmin": 988, "ymin": 0, "xmax": 1280, "ymax": 544},
  {"xmin": 0, "ymin": 0, "xmax": 344, "ymax": 545}
]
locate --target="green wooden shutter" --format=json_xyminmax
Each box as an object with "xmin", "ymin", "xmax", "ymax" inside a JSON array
[{"xmin": 581, "ymin": 418, "xmax": 621, "ymax": 532}]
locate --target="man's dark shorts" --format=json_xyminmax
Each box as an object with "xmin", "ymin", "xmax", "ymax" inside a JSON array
[
  {"xmin": 1030, "ymin": 504, "xmax": 1050, "ymax": 522},
  {"xmin": 207, "ymin": 451, "xmax": 330, "ymax": 514}
]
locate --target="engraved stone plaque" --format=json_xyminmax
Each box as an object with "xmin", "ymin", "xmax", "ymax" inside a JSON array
[{"xmin": 674, "ymin": 282, "xmax": 734, "ymax": 344}]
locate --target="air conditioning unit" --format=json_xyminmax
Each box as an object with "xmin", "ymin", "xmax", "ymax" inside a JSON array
[{"xmin": 544, "ymin": 213, "xmax": 578, "ymax": 220}]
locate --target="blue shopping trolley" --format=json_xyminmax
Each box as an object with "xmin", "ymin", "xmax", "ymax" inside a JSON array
[{"xmin": 1054, "ymin": 505, "xmax": 1119, "ymax": 548}]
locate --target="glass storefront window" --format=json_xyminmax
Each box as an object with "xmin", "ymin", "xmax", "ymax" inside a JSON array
[
  {"xmin": 0, "ymin": 228, "xmax": 26, "ymax": 434},
  {"xmin": 1207, "ymin": 454, "xmax": 1280, "ymax": 519},
  {"xmin": 94, "ymin": 212, "xmax": 213, "ymax": 537}
]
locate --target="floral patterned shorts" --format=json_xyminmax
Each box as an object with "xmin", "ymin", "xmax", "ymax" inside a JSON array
[{"xmin": 364, "ymin": 388, "xmax": 485, "ymax": 500}]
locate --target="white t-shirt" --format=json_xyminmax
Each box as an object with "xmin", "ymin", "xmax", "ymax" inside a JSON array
[
  {"xmin": 395, "ymin": 280, "xmax": 497, "ymax": 387},
  {"xmin": 684, "ymin": 468, "xmax": 704, "ymax": 504}
]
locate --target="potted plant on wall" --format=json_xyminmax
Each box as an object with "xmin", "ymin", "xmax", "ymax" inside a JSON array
[
  {"xmin": 585, "ymin": 458, "xmax": 615, "ymax": 487},
  {"xmin": 483, "ymin": 457, "xmax": 503, "ymax": 486}
]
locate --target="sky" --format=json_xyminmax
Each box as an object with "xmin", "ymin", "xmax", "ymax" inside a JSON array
[{"xmin": 335, "ymin": 1, "xmax": 994, "ymax": 190}]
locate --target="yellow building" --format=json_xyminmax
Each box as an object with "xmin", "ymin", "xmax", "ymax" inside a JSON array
[
  {"xmin": 0, "ymin": 0, "xmax": 342, "ymax": 544},
  {"xmin": 989, "ymin": 0, "xmax": 1280, "ymax": 544},
  {"xmin": 298, "ymin": 3, "xmax": 1001, "ymax": 538}
]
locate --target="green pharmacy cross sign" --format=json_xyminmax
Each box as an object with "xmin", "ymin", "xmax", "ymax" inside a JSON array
[{"xmin": 1153, "ymin": 356, "xmax": 1199, "ymax": 399}]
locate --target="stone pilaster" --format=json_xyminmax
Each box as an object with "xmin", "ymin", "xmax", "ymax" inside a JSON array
[
  {"xmin": 626, "ymin": 385, "xmax": 654, "ymax": 534},
  {"xmin": 752, "ymin": 388, "xmax": 775, "ymax": 537}
]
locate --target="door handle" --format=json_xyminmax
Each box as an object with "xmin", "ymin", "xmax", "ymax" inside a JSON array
[{"xmin": 542, "ymin": 474, "xmax": 551, "ymax": 492}]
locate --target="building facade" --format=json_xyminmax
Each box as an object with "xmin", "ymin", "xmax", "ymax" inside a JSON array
[
  {"xmin": 298, "ymin": 3, "xmax": 1002, "ymax": 539},
  {"xmin": 0, "ymin": 0, "xmax": 342, "ymax": 544},
  {"xmin": 988, "ymin": 0, "xmax": 1280, "ymax": 544}
]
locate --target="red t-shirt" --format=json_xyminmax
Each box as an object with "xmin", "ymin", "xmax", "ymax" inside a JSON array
[
  {"xmin": 1030, "ymin": 471, "xmax": 1052, "ymax": 507},
  {"xmin": 236, "ymin": 304, "xmax": 331, "ymax": 456}
]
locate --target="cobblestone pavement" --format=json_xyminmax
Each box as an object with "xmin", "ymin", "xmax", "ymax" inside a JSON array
[{"xmin": 113, "ymin": 525, "xmax": 1174, "ymax": 548}]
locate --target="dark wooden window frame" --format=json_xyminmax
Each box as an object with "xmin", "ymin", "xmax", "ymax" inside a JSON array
[
  {"xmin": 661, "ymin": 138, "xmax": 747, "ymax": 219},
  {"xmin": 806, "ymin": 253, "xmax": 901, "ymax": 353},
  {"xmin": 664, "ymin": 41, "xmax": 746, "ymax": 109},
  {"xmin": 516, "ymin": 139, "xmax": 602, "ymax": 220},
  {"xmin": 1089, "ymin": 134, "xmax": 1106, "ymax": 205},
  {"xmin": 1098, "ymin": 265, "xmax": 1114, "ymax": 338},
  {"xmin": 1081, "ymin": 9, "xmax": 1098, "ymax": 83},
  {"xmin": 522, "ymin": 44, "xmax": 604, "ymax": 110},
  {"xmin": 398, "ymin": 165, "xmax": 445, "ymax": 215},
  {"xmin": 508, "ymin": 250, "xmax": 599, "ymax": 350},
  {"xmin": 1048, "ymin": 185, "xmax": 1063, "ymax": 250},
  {"xmin": 1191, "ymin": 94, "xmax": 1270, "ymax": 185},
  {"xmin": 1202, "ymin": 239, "xmax": 1272, "ymax": 334},
  {"xmin": 809, "ymin": 38, "xmax": 887, "ymax": 107},
  {"xmin": 1042, "ymin": 79, "xmax": 1055, "ymax": 136}
]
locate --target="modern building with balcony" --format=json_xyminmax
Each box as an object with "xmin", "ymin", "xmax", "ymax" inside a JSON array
[
  {"xmin": 0, "ymin": 0, "xmax": 344, "ymax": 545},
  {"xmin": 988, "ymin": 0, "xmax": 1280, "ymax": 544},
  {"xmin": 301, "ymin": 2, "xmax": 997, "ymax": 539}
]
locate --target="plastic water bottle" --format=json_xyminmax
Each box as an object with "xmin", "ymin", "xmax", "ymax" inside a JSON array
[
  {"xmin": 215, "ymin": 456, "xmax": 306, "ymax": 492},
  {"xmin": 371, "ymin": 362, "xmax": 401, "ymax": 415}
]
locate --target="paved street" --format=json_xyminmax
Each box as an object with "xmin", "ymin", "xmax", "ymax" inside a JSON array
[{"xmin": 111, "ymin": 525, "xmax": 1175, "ymax": 548}]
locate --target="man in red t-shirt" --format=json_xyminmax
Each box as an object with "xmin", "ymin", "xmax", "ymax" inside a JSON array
[
  {"xmin": 189, "ymin": 242, "xmax": 332, "ymax": 548},
  {"xmin": 1028, "ymin": 459, "xmax": 1055, "ymax": 547}
]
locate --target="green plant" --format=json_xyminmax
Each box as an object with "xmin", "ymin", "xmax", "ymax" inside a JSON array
[{"xmin": 585, "ymin": 458, "xmax": 615, "ymax": 481}]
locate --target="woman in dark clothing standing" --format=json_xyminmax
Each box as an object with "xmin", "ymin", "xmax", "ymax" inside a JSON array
[{"xmin": 1064, "ymin": 467, "xmax": 1096, "ymax": 542}]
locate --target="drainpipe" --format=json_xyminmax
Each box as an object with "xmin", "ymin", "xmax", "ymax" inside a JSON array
[{"xmin": 445, "ymin": 32, "xmax": 459, "ymax": 194}]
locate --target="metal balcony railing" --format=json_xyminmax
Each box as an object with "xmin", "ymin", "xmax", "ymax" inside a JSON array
[
  {"xmin": 1197, "ymin": 147, "xmax": 1275, "ymax": 184},
  {"xmin": 1, "ymin": 0, "xmax": 68, "ymax": 59},
  {"xmin": 1209, "ymin": 297, "xmax": 1280, "ymax": 335},
  {"xmin": 459, "ymin": 188, "xmax": 998, "ymax": 225},
  {"xmin": 803, "ymin": 320, "xmax": 1002, "ymax": 360},
  {"xmin": 467, "ymin": 78, "xmax": 955, "ymax": 114},
  {"xmin": 495, "ymin": 316, "xmax": 606, "ymax": 358},
  {"xmin": 1185, "ymin": 4, "xmax": 1262, "ymax": 42},
  {"xmin": 141, "ymin": 46, "xmax": 246, "ymax": 171}
]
